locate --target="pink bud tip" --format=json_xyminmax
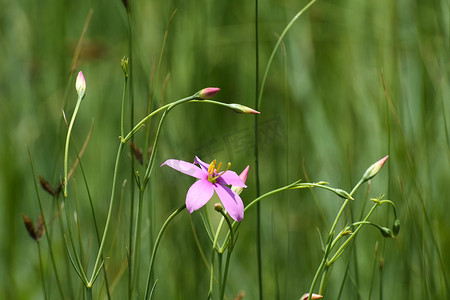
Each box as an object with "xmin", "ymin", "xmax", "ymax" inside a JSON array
[
  {"xmin": 229, "ymin": 104, "xmax": 260, "ymax": 114},
  {"xmin": 239, "ymin": 165, "xmax": 250, "ymax": 184},
  {"xmin": 231, "ymin": 165, "xmax": 250, "ymax": 195},
  {"xmin": 362, "ymin": 155, "xmax": 389, "ymax": 181},
  {"xmin": 197, "ymin": 87, "xmax": 220, "ymax": 99},
  {"xmin": 301, "ymin": 293, "xmax": 323, "ymax": 300},
  {"xmin": 76, "ymin": 71, "xmax": 86, "ymax": 99}
]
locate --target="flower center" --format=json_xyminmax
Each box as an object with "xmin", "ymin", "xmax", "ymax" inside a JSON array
[{"xmin": 207, "ymin": 159, "xmax": 231, "ymax": 183}]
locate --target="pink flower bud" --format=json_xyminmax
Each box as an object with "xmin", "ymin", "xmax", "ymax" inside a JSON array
[
  {"xmin": 362, "ymin": 155, "xmax": 389, "ymax": 181},
  {"xmin": 228, "ymin": 104, "xmax": 260, "ymax": 114},
  {"xmin": 76, "ymin": 71, "xmax": 86, "ymax": 99},
  {"xmin": 300, "ymin": 293, "xmax": 323, "ymax": 300},
  {"xmin": 197, "ymin": 87, "xmax": 220, "ymax": 99},
  {"xmin": 231, "ymin": 165, "xmax": 249, "ymax": 195}
]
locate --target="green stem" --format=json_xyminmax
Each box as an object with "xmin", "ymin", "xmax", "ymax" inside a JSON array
[
  {"xmin": 64, "ymin": 95, "xmax": 83, "ymax": 197},
  {"xmin": 221, "ymin": 179, "xmax": 306, "ymax": 247},
  {"xmin": 130, "ymin": 188, "xmax": 145, "ymax": 298},
  {"xmin": 122, "ymin": 95, "xmax": 195, "ymax": 143},
  {"xmin": 63, "ymin": 193, "xmax": 88, "ymax": 284},
  {"xmin": 85, "ymin": 286, "xmax": 92, "ymax": 300},
  {"xmin": 307, "ymin": 178, "xmax": 364, "ymax": 299},
  {"xmin": 37, "ymin": 243, "xmax": 49, "ymax": 300},
  {"xmin": 144, "ymin": 204, "xmax": 186, "ymax": 299},
  {"xmin": 120, "ymin": 72, "xmax": 128, "ymax": 139},
  {"xmin": 27, "ymin": 149, "xmax": 65, "ymax": 298},
  {"xmin": 74, "ymin": 144, "xmax": 112, "ymax": 298},
  {"xmin": 256, "ymin": 0, "xmax": 316, "ymax": 111},
  {"xmin": 88, "ymin": 142, "xmax": 125, "ymax": 285},
  {"xmin": 327, "ymin": 204, "xmax": 378, "ymax": 265},
  {"xmin": 218, "ymin": 212, "xmax": 234, "ymax": 300},
  {"xmin": 208, "ymin": 215, "xmax": 224, "ymax": 299}
]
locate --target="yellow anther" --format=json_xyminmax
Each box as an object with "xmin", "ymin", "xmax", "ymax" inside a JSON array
[
  {"xmin": 208, "ymin": 160, "xmax": 216, "ymax": 175},
  {"xmin": 216, "ymin": 162, "xmax": 231, "ymax": 178},
  {"xmin": 216, "ymin": 162, "xmax": 223, "ymax": 173},
  {"xmin": 207, "ymin": 160, "xmax": 231, "ymax": 183}
]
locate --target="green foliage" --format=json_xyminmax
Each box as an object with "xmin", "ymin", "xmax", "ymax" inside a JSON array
[{"xmin": 0, "ymin": 0, "xmax": 448, "ymax": 299}]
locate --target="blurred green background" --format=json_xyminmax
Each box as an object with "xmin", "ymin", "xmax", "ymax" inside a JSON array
[{"xmin": 1, "ymin": 0, "xmax": 449, "ymax": 299}]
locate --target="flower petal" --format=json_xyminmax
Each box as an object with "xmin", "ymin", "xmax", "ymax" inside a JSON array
[
  {"xmin": 186, "ymin": 180, "xmax": 214, "ymax": 213},
  {"xmin": 161, "ymin": 159, "xmax": 206, "ymax": 179},
  {"xmin": 194, "ymin": 156, "xmax": 210, "ymax": 171},
  {"xmin": 217, "ymin": 170, "xmax": 247, "ymax": 187},
  {"xmin": 214, "ymin": 184, "xmax": 244, "ymax": 222}
]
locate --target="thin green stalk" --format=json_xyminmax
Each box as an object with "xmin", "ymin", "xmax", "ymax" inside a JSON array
[
  {"xmin": 85, "ymin": 286, "xmax": 92, "ymax": 300},
  {"xmin": 220, "ymin": 179, "xmax": 306, "ymax": 245},
  {"xmin": 122, "ymin": 95, "xmax": 195, "ymax": 143},
  {"xmin": 253, "ymin": 3, "xmax": 316, "ymax": 298},
  {"xmin": 328, "ymin": 204, "xmax": 378, "ymax": 265},
  {"xmin": 218, "ymin": 253, "xmax": 223, "ymax": 298},
  {"xmin": 256, "ymin": 0, "xmax": 316, "ymax": 110},
  {"xmin": 307, "ymin": 178, "xmax": 364, "ymax": 299},
  {"xmin": 73, "ymin": 143, "xmax": 112, "ymax": 298},
  {"xmin": 125, "ymin": 6, "xmax": 135, "ymax": 297},
  {"xmin": 64, "ymin": 95, "xmax": 83, "ymax": 197},
  {"xmin": 63, "ymin": 194, "xmax": 88, "ymax": 285},
  {"xmin": 120, "ymin": 64, "xmax": 128, "ymax": 139},
  {"xmin": 73, "ymin": 181, "xmax": 85, "ymax": 273},
  {"xmin": 37, "ymin": 243, "xmax": 49, "ymax": 300},
  {"xmin": 144, "ymin": 204, "xmax": 186, "ymax": 299},
  {"xmin": 218, "ymin": 212, "xmax": 235, "ymax": 300},
  {"xmin": 208, "ymin": 214, "xmax": 224, "ymax": 299},
  {"xmin": 130, "ymin": 189, "xmax": 145, "ymax": 296},
  {"xmin": 27, "ymin": 149, "xmax": 65, "ymax": 298},
  {"xmin": 88, "ymin": 142, "xmax": 125, "ymax": 286}
]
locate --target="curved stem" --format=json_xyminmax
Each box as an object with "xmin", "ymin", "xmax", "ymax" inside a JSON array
[
  {"xmin": 307, "ymin": 178, "xmax": 364, "ymax": 299},
  {"xmin": 256, "ymin": 0, "xmax": 316, "ymax": 110},
  {"xmin": 88, "ymin": 142, "xmax": 125, "ymax": 285},
  {"xmin": 327, "ymin": 204, "xmax": 378, "ymax": 265},
  {"xmin": 144, "ymin": 204, "xmax": 186, "ymax": 299},
  {"xmin": 122, "ymin": 95, "xmax": 195, "ymax": 143},
  {"xmin": 64, "ymin": 96, "xmax": 83, "ymax": 197}
]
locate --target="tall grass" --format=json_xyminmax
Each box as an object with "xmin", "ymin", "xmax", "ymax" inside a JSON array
[{"xmin": 0, "ymin": 0, "xmax": 448, "ymax": 299}]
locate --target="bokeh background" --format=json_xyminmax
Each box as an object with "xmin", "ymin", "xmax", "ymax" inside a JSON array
[{"xmin": 0, "ymin": 0, "xmax": 449, "ymax": 299}]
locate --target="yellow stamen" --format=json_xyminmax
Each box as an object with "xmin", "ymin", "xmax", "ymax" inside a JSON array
[{"xmin": 207, "ymin": 160, "xmax": 231, "ymax": 183}]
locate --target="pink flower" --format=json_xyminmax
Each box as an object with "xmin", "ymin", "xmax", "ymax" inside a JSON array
[
  {"xmin": 196, "ymin": 87, "xmax": 220, "ymax": 99},
  {"xmin": 231, "ymin": 165, "xmax": 249, "ymax": 195},
  {"xmin": 75, "ymin": 71, "xmax": 86, "ymax": 99},
  {"xmin": 161, "ymin": 156, "xmax": 247, "ymax": 222},
  {"xmin": 300, "ymin": 293, "xmax": 323, "ymax": 300},
  {"xmin": 362, "ymin": 155, "xmax": 389, "ymax": 181},
  {"xmin": 228, "ymin": 104, "xmax": 260, "ymax": 114}
]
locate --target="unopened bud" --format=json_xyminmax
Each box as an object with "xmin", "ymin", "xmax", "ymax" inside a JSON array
[
  {"xmin": 231, "ymin": 165, "xmax": 249, "ymax": 195},
  {"xmin": 362, "ymin": 155, "xmax": 389, "ymax": 182},
  {"xmin": 300, "ymin": 293, "xmax": 323, "ymax": 300},
  {"xmin": 214, "ymin": 203, "xmax": 223, "ymax": 212},
  {"xmin": 196, "ymin": 87, "xmax": 220, "ymax": 100},
  {"xmin": 333, "ymin": 188, "xmax": 354, "ymax": 200},
  {"xmin": 121, "ymin": 57, "xmax": 129, "ymax": 78},
  {"xmin": 228, "ymin": 104, "xmax": 260, "ymax": 114},
  {"xmin": 76, "ymin": 71, "xmax": 86, "ymax": 99},
  {"xmin": 393, "ymin": 219, "xmax": 400, "ymax": 236},
  {"xmin": 379, "ymin": 226, "xmax": 394, "ymax": 238}
]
